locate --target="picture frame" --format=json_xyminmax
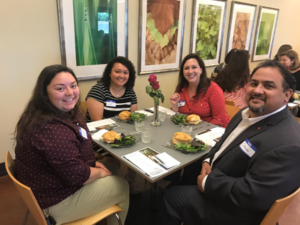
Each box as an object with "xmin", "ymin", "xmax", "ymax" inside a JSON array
[
  {"xmin": 190, "ymin": 0, "xmax": 227, "ymax": 67},
  {"xmin": 252, "ymin": 6, "xmax": 279, "ymax": 61},
  {"xmin": 57, "ymin": 0, "xmax": 128, "ymax": 80},
  {"xmin": 138, "ymin": 0, "xmax": 186, "ymax": 74},
  {"xmin": 226, "ymin": 1, "xmax": 257, "ymax": 53}
]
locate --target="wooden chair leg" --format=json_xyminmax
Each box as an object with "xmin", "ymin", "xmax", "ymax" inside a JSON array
[
  {"xmin": 114, "ymin": 213, "xmax": 122, "ymax": 225},
  {"xmin": 22, "ymin": 209, "xmax": 30, "ymax": 225}
]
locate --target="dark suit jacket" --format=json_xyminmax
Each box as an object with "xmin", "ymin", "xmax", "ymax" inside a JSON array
[{"xmin": 204, "ymin": 106, "xmax": 300, "ymax": 223}]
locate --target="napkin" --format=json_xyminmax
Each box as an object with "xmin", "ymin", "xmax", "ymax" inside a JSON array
[{"xmin": 92, "ymin": 129, "xmax": 108, "ymax": 141}]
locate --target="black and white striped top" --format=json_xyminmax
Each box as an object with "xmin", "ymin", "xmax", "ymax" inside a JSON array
[{"xmin": 85, "ymin": 82, "xmax": 137, "ymax": 122}]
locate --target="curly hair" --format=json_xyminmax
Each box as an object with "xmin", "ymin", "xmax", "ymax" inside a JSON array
[
  {"xmin": 280, "ymin": 49, "xmax": 300, "ymax": 71},
  {"xmin": 15, "ymin": 65, "xmax": 81, "ymax": 145},
  {"xmin": 175, "ymin": 53, "xmax": 211, "ymax": 102},
  {"xmin": 99, "ymin": 56, "xmax": 136, "ymax": 89},
  {"xmin": 214, "ymin": 50, "xmax": 250, "ymax": 92}
]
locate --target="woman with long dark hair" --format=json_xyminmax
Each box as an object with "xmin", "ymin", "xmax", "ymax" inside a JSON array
[
  {"xmin": 14, "ymin": 65, "xmax": 129, "ymax": 225},
  {"xmin": 214, "ymin": 49, "xmax": 250, "ymax": 108},
  {"xmin": 170, "ymin": 53, "xmax": 229, "ymax": 127}
]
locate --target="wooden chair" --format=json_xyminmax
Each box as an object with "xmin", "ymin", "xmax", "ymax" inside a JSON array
[
  {"xmin": 5, "ymin": 151, "xmax": 123, "ymax": 225},
  {"xmin": 80, "ymin": 101, "xmax": 88, "ymax": 117},
  {"xmin": 260, "ymin": 187, "xmax": 300, "ymax": 225},
  {"xmin": 225, "ymin": 104, "xmax": 240, "ymax": 120},
  {"xmin": 225, "ymin": 100, "xmax": 235, "ymax": 106}
]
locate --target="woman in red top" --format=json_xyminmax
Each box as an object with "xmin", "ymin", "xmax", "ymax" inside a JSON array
[{"xmin": 170, "ymin": 53, "xmax": 230, "ymax": 127}]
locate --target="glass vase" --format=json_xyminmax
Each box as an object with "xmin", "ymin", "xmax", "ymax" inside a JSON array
[{"xmin": 150, "ymin": 103, "xmax": 161, "ymax": 126}]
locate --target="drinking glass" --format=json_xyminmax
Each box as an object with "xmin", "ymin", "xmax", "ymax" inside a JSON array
[
  {"xmin": 158, "ymin": 111, "xmax": 167, "ymax": 122},
  {"xmin": 141, "ymin": 128, "xmax": 153, "ymax": 143},
  {"xmin": 181, "ymin": 124, "xmax": 193, "ymax": 136},
  {"xmin": 134, "ymin": 121, "xmax": 145, "ymax": 132}
]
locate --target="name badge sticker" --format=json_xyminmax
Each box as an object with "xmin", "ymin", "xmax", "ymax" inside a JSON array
[
  {"xmin": 106, "ymin": 100, "xmax": 116, "ymax": 107},
  {"xmin": 78, "ymin": 126, "xmax": 88, "ymax": 139},
  {"xmin": 178, "ymin": 100, "xmax": 185, "ymax": 107},
  {"xmin": 239, "ymin": 139, "xmax": 257, "ymax": 158}
]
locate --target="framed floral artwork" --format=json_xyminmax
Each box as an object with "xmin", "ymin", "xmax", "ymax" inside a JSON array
[
  {"xmin": 190, "ymin": 0, "xmax": 227, "ymax": 67},
  {"xmin": 138, "ymin": 0, "xmax": 186, "ymax": 74},
  {"xmin": 252, "ymin": 6, "xmax": 279, "ymax": 61},
  {"xmin": 57, "ymin": 0, "xmax": 128, "ymax": 80},
  {"xmin": 226, "ymin": 1, "xmax": 257, "ymax": 53}
]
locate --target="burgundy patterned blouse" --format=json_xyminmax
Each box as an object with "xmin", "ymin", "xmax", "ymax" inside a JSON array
[{"xmin": 15, "ymin": 117, "xmax": 95, "ymax": 209}]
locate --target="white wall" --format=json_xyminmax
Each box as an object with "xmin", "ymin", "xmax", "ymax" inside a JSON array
[{"xmin": 1, "ymin": 0, "xmax": 300, "ymax": 162}]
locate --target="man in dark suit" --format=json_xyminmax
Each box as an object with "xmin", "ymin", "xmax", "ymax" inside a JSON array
[{"xmin": 161, "ymin": 60, "xmax": 300, "ymax": 225}]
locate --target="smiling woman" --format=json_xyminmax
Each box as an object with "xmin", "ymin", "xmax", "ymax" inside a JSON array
[
  {"xmin": 46, "ymin": 72, "xmax": 79, "ymax": 112},
  {"xmin": 170, "ymin": 53, "xmax": 230, "ymax": 128},
  {"xmin": 13, "ymin": 65, "xmax": 129, "ymax": 224},
  {"xmin": 85, "ymin": 56, "xmax": 137, "ymax": 122}
]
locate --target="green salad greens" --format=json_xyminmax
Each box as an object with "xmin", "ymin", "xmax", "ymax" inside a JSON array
[
  {"xmin": 109, "ymin": 133, "xmax": 136, "ymax": 147},
  {"xmin": 171, "ymin": 114, "xmax": 188, "ymax": 125},
  {"xmin": 130, "ymin": 112, "xmax": 146, "ymax": 122},
  {"xmin": 174, "ymin": 138, "xmax": 207, "ymax": 152}
]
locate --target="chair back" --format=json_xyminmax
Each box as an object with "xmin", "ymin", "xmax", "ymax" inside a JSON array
[
  {"xmin": 80, "ymin": 101, "xmax": 88, "ymax": 117},
  {"xmin": 225, "ymin": 100, "xmax": 235, "ymax": 106},
  {"xmin": 5, "ymin": 151, "xmax": 47, "ymax": 225},
  {"xmin": 260, "ymin": 187, "xmax": 300, "ymax": 225},
  {"xmin": 225, "ymin": 104, "xmax": 240, "ymax": 120},
  {"xmin": 5, "ymin": 151, "xmax": 123, "ymax": 225}
]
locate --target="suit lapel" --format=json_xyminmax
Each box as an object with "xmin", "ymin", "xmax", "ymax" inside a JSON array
[{"xmin": 213, "ymin": 106, "xmax": 290, "ymax": 163}]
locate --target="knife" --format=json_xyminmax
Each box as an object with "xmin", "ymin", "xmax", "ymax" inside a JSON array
[{"xmin": 143, "ymin": 108, "xmax": 154, "ymax": 113}]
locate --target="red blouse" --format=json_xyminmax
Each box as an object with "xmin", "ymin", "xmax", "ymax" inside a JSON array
[{"xmin": 178, "ymin": 81, "xmax": 230, "ymax": 127}]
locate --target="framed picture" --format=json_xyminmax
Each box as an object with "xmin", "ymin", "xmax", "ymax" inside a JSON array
[
  {"xmin": 226, "ymin": 1, "xmax": 257, "ymax": 52},
  {"xmin": 138, "ymin": 0, "xmax": 186, "ymax": 74},
  {"xmin": 190, "ymin": 0, "xmax": 227, "ymax": 67},
  {"xmin": 57, "ymin": 0, "xmax": 128, "ymax": 80},
  {"xmin": 252, "ymin": 6, "xmax": 279, "ymax": 61}
]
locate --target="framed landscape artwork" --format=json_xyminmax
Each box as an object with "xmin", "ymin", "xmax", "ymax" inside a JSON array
[
  {"xmin": 252, "ymin": 6, "xmax": 279, "ymax": 61},
  {"xmin": 191, "ymin": 0, "xmax": 227, "ymax": 67},
  {"xmin": 226, "ymin": 1, "xmax": 257, "ymax": 53},
  {"xmin": 138, "ymin": 0, "xmax": 186, "ymax": 74},
  {"xmin": 57, "ymin": 0, "xmax": 128, "ymax": 80}
]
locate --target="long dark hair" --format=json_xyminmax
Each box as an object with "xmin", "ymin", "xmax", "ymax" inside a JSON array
[
  {"xmin": 15, "ymin": 65, "xmax": 81, "ymax": 145},
  {"xmin": 99, "ymin": 56, "xmax": 136, "ymax": 89},
  {"xmin": 214, "ymin": 50, "xmax": 250, "ymax": 92},
  {"xmin": 175, "ymin": 53, "xmax": 211, "ymax": 102}
]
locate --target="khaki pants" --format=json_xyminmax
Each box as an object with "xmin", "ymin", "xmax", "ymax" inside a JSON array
[{"xmin": 48, "ymin": 163, "xmax": 129, "ymax": 225}]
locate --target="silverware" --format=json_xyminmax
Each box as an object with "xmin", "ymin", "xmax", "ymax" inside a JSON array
[
  {"xmin": 144, "ymin": 108, "xmax": 154, "ymax": 113},
  {"xmin": 162, "ymin": 141, "xmax": 172, "ymax": 149}
]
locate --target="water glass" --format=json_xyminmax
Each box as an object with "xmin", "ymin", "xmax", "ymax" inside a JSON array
[
  {"xmin": 134, "ymin": 121, "xmax": 145, "ymax": 132},
  {"xmin": 158, "ymin": 111, "xmax": 167, "ymax": 122},
  {"xmin": 181, "ymin": 124, "xmax": 193, "ymax": 136},
  {"xmin": 141, "ymin": 128, "xmax": 153, "ymax": 143}
]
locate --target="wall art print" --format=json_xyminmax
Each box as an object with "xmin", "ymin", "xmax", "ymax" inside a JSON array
[
  {"xmin": 139, "ymin": 0, "xmax": 186, "ymax": 74},
  {"xmin": 57, "ymin": 0, "xmax": 128, "ymax": 80},
  {"xmin": 252, "ymin": 6, "xmax": 279, "ymax": 61},
  {"xmin": 190, "ymin": 0, "xmax": 227, "ymax": 67},
  {"xmin": 226, "ymin": 1, "xmax": 257, "ymax": 52}
]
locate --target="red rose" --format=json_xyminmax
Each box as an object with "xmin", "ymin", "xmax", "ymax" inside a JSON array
[
  {"xmin": 148, "ymin": 74, "xmax": 157, "ymax": 83},
  {"xmin": 152, "ymin": 81, "xmax": 160, "ymax": 90}
]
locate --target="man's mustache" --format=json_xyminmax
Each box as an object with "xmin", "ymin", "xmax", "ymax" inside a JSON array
[{"xmin": 249, "ymin": 94, "xmax": 266, "ymax": 101}]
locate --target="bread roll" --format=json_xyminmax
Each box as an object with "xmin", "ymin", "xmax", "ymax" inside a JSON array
[
  {"xmin": 172, "ymin": 132, "xmax": 192, "ymax": 144},
  {"xmin": 187, "ymin": 114, "xmax": 201, "ymax": 124},
  {"xmin": 293, "ymin": 93, "xmax": 299, "ymax": 99},
  {"xmin": 118, "ymin": 111, "xmax": 131, "ymax": 120},
  {"xmin": 102, "ymin": 131, "xmax": 120, "ymax": 143}
]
